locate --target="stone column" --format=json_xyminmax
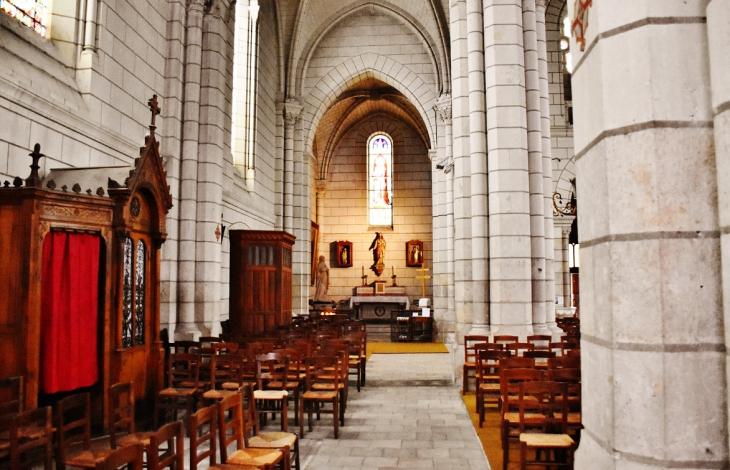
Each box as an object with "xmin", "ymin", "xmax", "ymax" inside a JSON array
[
  {"xmin": 466, "ymin": 0, "xmax": 490, "ymax": 336},
  {"xmin": 290, "ymin": 129, "xmax": 310, "ymax": 316},
  {"xmin": 437, "ymin": 94, "xmax": 456, "ymax": 344},
  {"xmin": 195, "ymin": 0, "xmax": 231, "ymax": 336},
  {"xmin": 450, "ymin": 0, "xmax": 473, "ymax": 342},
  {"xmin": 707, "ymin": 0, "xmax": 730, "ymax": 457},
  {"xmin": 522, "ymin": 0, "xmax": 549, "ymax": 335},
  {"xmin": 535, "ymin": 0, "xmax": 560, "ymax": 335},
  {"xmin": 174, "ymin": 0, "xmax": 206, "ymax": 340},
  {"xmin": 484, "ymin": 0, "xmax": 533, "ymax": 337},
  {"xmin": 315, "ymin": 179, "xmax": 327, "ymax": 226},
  {"xmin": 572, "ymin": 2, "xmax": 727, "ymax": 467},
  {"xmin": 283, "ymin": 100, "xmax": 302, "ymax": 233},
  {"xmin": 431, "ymin": 120, "xmax": 448, "ymax": 339}
]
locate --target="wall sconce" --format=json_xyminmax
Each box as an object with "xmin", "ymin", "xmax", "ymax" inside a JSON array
[{"xmin": 553, "ymin": 177, "xmax": 577, "ymax": 217}]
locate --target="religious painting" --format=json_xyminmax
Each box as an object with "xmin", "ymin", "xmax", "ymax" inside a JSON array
[
  {"xmin": 335, "ymin": 240, "xmax": 353, "ymax": 268},
  {"xmin": 368, "ymin": 133, "xmax": 393, "ymax": 226},
  {"xmin": 310, "ymin": 221, "xmax": 319, "ymax": 285},
  {"xmin": 374, "ymin": 281, "xmax": 386, "ymax": 295},
  {"xmin": 406, "ymin": 240, "xmax": 423, "ymax": 267}
]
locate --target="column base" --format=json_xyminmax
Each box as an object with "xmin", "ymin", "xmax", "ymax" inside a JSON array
[
  {"xmin": 467, "ymin": 324, "xmax": 491, "ymax": 336},
  {"xmin": 531, "ymin": 323, "xmax": 552, "ymax": 336},
  {"xmin": 547, "ymin": 321, "xmax": 564, "ymax": 338},
  {"xmin": 174, "ymin": 322, "xmax": 202, "ymax": 341},
  {"xmin": 490, "ymin": 324, "xmax": 534, "ymax": 340}
]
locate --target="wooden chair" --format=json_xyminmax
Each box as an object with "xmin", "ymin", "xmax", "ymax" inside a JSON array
[
  {"xmin": 551, "ymin": 341, "xmax": 577, "ymax": 357},
  {"xmin": 190, "ymin": 347, "xmax": 215, "ymax": 391},
  {"xmin": 255, "ymin": 353, "xmax": 290, "ymax": 432},
  {"xmin": 216, "ymin": 397, "xmax": 285, "ymax": 470},
  {"xmin": 523, "ymin": 350, "xmax": 556, "ymax": 369},
  {"xmin": 300, "ymin": 356, "xmax": 340, "ymax": 439},
  {"xmin": 498, "ymin": 370, "xmax": 543, "ymax": 470},
  {"xmin": 109, "ymin": 382, "xmax": 154, "ymax": 449},
  {"xmin": 240, "ymin": 384, "xmax": 300, "ymax": 470},
  {"xmin": 56, "ymin": 393, "xmax": 114, "ymax": 470},
  {"xmin": 316, "ymin": 345, "xmax": 349, "ymax": 426},
  {"xmin": 342, "ymin": 333, "xmax": 365, "ymax": 391},
  {"xmin": 0, "ymin": 377, "xmax": 23, "ymax": 420},
  {"xmin": 188, "ymin": 404, "xmax": 260, "ymax": 470},
  {"xmin": 94, "ymin": 444, "xmax": 143, "ymax": 470},
  {"xmin": 0, "ymin": 406, "xmax": 53, "ymax": 470},
  {"xmin": 526, "ymin": 334, "xmax": 552, "ymax": 351},
  {"xmin": 202, "ymin": 355, "xmax": 244, "ymax": 405},
  {"xmin": 517, "ymin": 381, "xmax": 575, "ymax": 470},
  {"xmin": 476, "ymin": 349, "xmax": 509, "ymax": 427},
  {"xmin": 154, "ymin": 353, "xmax": 200, "ymax": 429},
  {"xmin": 270, "ymin": 349, "xmax": 304, "ymax": 426},
  {"xmin": 462, "ymin": 335, "xmax": 490, "ymax": 394},
  {"xmin": 145, "ymin": 421, "xmax": 184, "ymax": 470},
  {"xmin": 170, "ymin": 340, "xmax": 200, "ymax": 354}
]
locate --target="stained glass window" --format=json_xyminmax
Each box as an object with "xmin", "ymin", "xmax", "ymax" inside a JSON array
[
  {"xmin": 368, "ymin": 133, "xmax": 393, "ymax": 226},
  {"xmin": 122, "ymin": 237, "xmax": 133, "ymax": 348},
  {"xmin": 134, "ymin": 241, "xmax": 146, "ymax": 346},
  {"xmin": 1, "ymin": 0, "xmax": 49, "ymax": 35}
]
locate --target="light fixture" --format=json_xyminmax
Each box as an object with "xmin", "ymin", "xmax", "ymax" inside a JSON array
[{"xmin": 553, "ymin": 177, "xmax": 577, "ymax": 217}]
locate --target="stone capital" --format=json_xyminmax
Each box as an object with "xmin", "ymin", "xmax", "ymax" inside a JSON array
[
  {"xmin": 187, "ymin": 0, "xmax": 206, "ymax": 12},
  {"xmin": 315, "ymin": 178, "xmax": 328, "ymax": 195},
  {"xmin": 206, "ymin": 0, "xmax": 231, "ymax": 20},
  {"xmin": 435, "ymin": 94, "xmax": 452, "ymax": 123},
  {"xmin": 283, "ymin": 100, "xmax": 303, "ymax": 127},
  {"xmin": 535, "ymin": 0, "xmax": 547, "ymax": 9}
]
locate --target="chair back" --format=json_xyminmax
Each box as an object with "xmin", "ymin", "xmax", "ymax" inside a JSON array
[
  {"xmin": 95, "ymin": 444, "xmax": 144, "ymax": 470},
  {"xmin": 167, "ymin": 353, "xmax": 199, "ymax": 389},
  {"xmin": 188, "ymin": 406, "xmax": 217, "ymax": 470},
  {"xmin": 500, "ymin": 357, "xmax": 536, "ymax": 370},
  {"xmin": 506, "ymin": 342, "xmax": 535, "ymax": 356},
  {"xmin": 303, "ymin": 356, "xmax": 340, "ymax": 392},
  {"xmin": 147, "ymin": 421, "xmax": 184, "ymax": 470},
  {"xmin": 0, "ymin": 376, "xmax": 23, "ymax": 419},
  {"xmin": 3, "ymin": 406, "xmax": 53, "ymax": 470},
  {"xmin": 463, "ymin": 335, "xmax": 491, "ymax": 363},
  {"xmin": 547, "ymin": 368, "xmax": 581, "ymax": 383},
  {"xmin": 171, "ymin": 341, "xmax": 199, "ymax": 354},
  {"xmin": 256, "ymin": 352, "xmax": 289, "ymax": 391},
  {"xmin": 212, "ymin": 342, "xmax": 239, "ymax": 355},
  {"xmin": 109, "ymin": 382, "xmax": 136, "ymax": 448},
  {"xmin": 547, "ymin": 356, "xmax": 580, "ymax": 370},
  {"xmin": 517, "ymin": 381, "xmax": 569, "ymax": 433},
  {"xmin": 492, "ymin": 335, "xmax": 519, "ymax": 345},
  {"xmin": 56, "ymin": 393, "xmax": 92, "ymax": 461},
  {"xmin": 500, "ymin": 368, "xmax": 543, "ymax": 414},
  {"xmin": 526, "ymin": 334, "xmax": 552, "ymax": 351},
  {"xmin": 475, "ymin": 350, "xmax": 509, "ymax": 378},
  {"xmin": 217, "ymin": 393, "xmax": 245, "ymax": 462}
]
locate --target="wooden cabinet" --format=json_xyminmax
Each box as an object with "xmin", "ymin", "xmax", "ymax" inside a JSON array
[{"xmin": 229, "ymin": 231, "xmax": 296, "ymax": 335}]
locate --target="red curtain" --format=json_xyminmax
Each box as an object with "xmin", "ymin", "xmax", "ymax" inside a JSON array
[{"xmin": 40, "ymin": 232, "xmax": 100, "ymax": 394}]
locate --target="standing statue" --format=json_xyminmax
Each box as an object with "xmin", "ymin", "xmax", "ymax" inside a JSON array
[
  {"xmin": 314, "ymin": 255, "xmax": 329, "ymax": 301},
  {"xmin": 369, "ymin": 232, "xmax": 386, "ymax": 276}
]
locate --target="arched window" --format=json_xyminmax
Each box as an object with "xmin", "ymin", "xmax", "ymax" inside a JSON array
[
  {"xmin": 368, "ymin": 133, "xmax": 393, "ymax": 227},
  {"xmin": 2, "ymin": 0, "xmax": 50, "ymax": 35},
  {"xmin": 231, "ymin": 0, "xmax": 260, "ymax": 188}
]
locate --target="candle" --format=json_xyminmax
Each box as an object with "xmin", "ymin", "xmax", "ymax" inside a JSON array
[
  {"xmin": 392, "ymin": 266, "xmax": 394, "ymax": 276},
  {"xmin": 362, "ymin": 266, "xmax": 364, "ymax": 276}
]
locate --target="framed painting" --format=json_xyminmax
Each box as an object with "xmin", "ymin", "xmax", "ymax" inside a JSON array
[
  {"xmin": 406, "ymin": 240, "xmax": 423, "ymax": 267},
  {"xmin": 374, "ymin": 280, "xmax": 386, "ymax": 294},
  {"xmin": 335, "ymin": 241, "xmax": 353, "ymax": 268}
]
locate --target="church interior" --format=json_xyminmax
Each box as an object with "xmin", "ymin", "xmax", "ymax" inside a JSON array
[{"xmin": 1, "ymin": 0, "xmax": 729, "ymax": 468}]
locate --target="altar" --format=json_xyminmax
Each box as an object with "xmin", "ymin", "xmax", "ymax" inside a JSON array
[{"xmin": 349, "ymin": 295, "xmax": 410, "ymax": 321}]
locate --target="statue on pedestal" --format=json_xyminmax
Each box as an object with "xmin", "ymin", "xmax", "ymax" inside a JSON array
[
  {"xmin": 314, "ymin": 255, "xmax": 329, "ymax": 301},
  {"xmin": 369, "ymin": 232, "xmax": 386, "ymax": 277}
]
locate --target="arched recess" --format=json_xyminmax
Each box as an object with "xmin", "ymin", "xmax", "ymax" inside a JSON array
[
  {"xmin": 301, "ymin": 54, "xmax": 438, "ymax": 158},
  {"xmin": 287, "ymin": 0, "xmax": 450, "ymax": 98}
]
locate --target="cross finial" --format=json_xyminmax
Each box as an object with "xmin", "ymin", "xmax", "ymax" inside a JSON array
[
  {"xmin": 26, "ymin": 143, "xmax": 44, "ymax": 188},
  {"xmin": 148, "ymin": 94, "xmax": 161, "ymax": 133}
]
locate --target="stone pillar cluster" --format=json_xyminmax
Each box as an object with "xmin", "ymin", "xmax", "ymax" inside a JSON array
[
  {"xmin": 572, "ymin": 1, "xmax": 729, "ymax": 467},
  {"xmin": 437, "ymin": 0, "xmax": 559, "ymax": 343}
]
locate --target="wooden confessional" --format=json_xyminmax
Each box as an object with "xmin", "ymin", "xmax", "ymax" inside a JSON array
[
  {"xmin": 228, "ymin": 230, "xmax": 295, "ymax": 335},
  {"xmin": 0, "ymin": 98, "xmax": 172, "ymax": 426}
]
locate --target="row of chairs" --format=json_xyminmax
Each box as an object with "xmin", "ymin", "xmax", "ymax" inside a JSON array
[
  {"xmin": 462, "ymin": 334, "xmax": 580, "ymax": 394},
  {"xmin": 156, "ymin": 335, "xmax": 363, "ymax": 441}
]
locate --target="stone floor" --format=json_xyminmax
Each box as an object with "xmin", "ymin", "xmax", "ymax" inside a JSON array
[{"xmin": 285, "ymin": 352, "xmax": 491, "ymax": 470}]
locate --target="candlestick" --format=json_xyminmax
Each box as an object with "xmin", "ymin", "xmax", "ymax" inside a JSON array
[
  {"xmin": 391, "ymin": 266, "xmax": 394, "ymax": 276},
  {"xmin": 362, "ymin": 266, "xmax": 364, "ymax": 276}
]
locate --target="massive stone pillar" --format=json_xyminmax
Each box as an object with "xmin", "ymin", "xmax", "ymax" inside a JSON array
[
  {"xmin": 290, "ymin": 129, "xmax": 310, "ymax": 316},
  {"xmin": 466, "ymin": 0, "xmax": 490, "ymax": 335},
  {"xmin": 194, "ymin": 0, "xmax": 231, "ymax": 336},
  {"xmin": 573, "ymin": 2, "xmax": 728, "ymax": 467},
  {"xmin": 522, "ymin": 0, "xmax": 548, "ymax": 335},
  {"xmin": 174, "ymin": 0, "xmax": 205, "ymax": 340},
  {"xmin": 450, "ymin": 0, "xmax": 474, "ymax": 342},
  {"xmin": 433, "ymin": 99, "xmax": 448, "ymax": 341},
  {"xmin": 535, "ymin": 0, "xmax": 560, "ymax": 334},
  {"xmin": 484, "ymin": 0, "xmax": 533, "ymax": 337},
  {"xmin": 708, "ymin": 0, "xmax": 730, "ymax": 457}
]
